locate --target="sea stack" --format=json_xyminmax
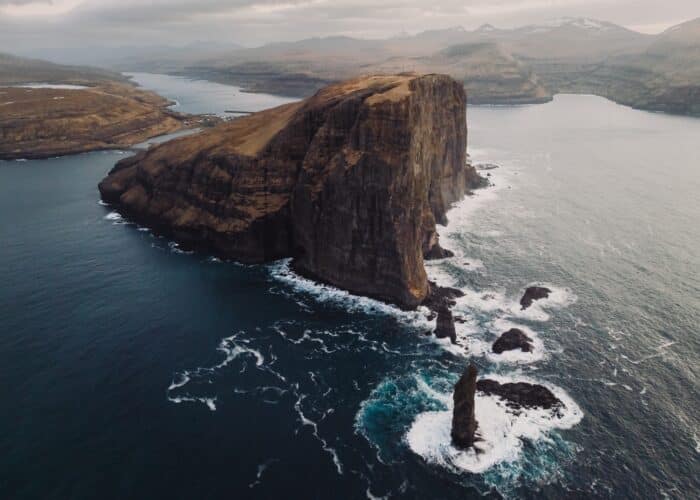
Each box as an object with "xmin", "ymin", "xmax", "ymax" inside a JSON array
[
  {"xmin": 99, "ymin": 74, "xmax": 484, "ymax": 309},
  {"xmin": 435, "ymin": 305, "xmax": 458, "ymax": 344},
  {"xmin": 451, "ymin": 363, "xmax": 479, "ymax": 449}
]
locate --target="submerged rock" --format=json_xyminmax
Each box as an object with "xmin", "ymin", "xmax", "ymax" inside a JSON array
[
  {"xmin": 435, "ymin": 305, "xmax": 457, "ymax": 344},
  {"xmin": 99, "ymin": 74, "xmax": 482, "ymax": 309},
  {"xmin": 492, "ymin": 328, "xmax": 533, "ymax": 354},
  {"xmin": 520, "ymin": 286, "xmax": 552, "ymax": 310},
  {"xmin": 476, "ymin": 379, "xmax": 562, "ymax": 410},
  {"xmin": 451, "ymin": 364, "xmax": 479, "ymax": 449}
]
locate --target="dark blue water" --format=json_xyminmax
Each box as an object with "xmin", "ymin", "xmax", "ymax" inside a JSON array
[{"xmin": 1, "ymin": 77, "xmax": 698, "ymax": 499}]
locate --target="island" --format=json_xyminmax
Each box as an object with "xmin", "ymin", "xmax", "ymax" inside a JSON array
[{"xmin": 99, "ymin": 73, "xmax": 484, "ymax": 309}]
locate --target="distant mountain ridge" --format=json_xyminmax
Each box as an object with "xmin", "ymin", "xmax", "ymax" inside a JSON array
[
  {"xmin": 0, "ymin": 52, "xmax": 127, "ymax": 85},
  {"xmin": 6, "ymin": 17, "xmax": 700, "ymax": 116}
]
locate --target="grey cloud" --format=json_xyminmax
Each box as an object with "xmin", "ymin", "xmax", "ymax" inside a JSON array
[{"xmin": 1, "ymin": 0, "xmax": 699, "ymax": 52}]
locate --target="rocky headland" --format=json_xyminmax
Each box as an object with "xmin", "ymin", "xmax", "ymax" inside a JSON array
[{"xmin": 99, "ymin": 73, "xmax": 484, "ymax": 309}]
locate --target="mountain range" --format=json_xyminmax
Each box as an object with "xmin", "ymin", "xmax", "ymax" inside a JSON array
[{"xmin": 9, "ymin": 17, "xmax": 700, "ymax": 116}]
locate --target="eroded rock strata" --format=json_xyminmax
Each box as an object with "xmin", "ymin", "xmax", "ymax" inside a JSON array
[{"xmin": 99, "ymin": 74, "xmax": 483, "ymax": 308}]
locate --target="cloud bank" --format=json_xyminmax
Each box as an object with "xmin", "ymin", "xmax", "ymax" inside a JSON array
[{"xmin": 1, "ymin": 0, "xmax": 697, "ymax": 50}]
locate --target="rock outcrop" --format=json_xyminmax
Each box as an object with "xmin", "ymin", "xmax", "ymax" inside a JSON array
[
  {"xmin": 422, "ymin": 281, "xmax": 465, "ymax": 311},
  {"xmin": 451, "ymin": 364, "xmax": 479, "ymax": 449},
  {"xmin": 435, "ymin": 305, "xmax": 457, "ymax": 344},
  {"xmin": 520, "ymin": 286, "xmax": 552, "ymax": 310},
  {"xmin": 492, "ymin": 328, "xmax": 533, "ymax": 354},
  {"xmin": 99, "ymin": 74, "xmax": 483, "ymax": 308},
  {"xmin": 476, "ymin": 379, "xmax": 562, "ymax": 410},
  {"xmin": 423, "ymin": 243, "xmax": 454, "ymax": 260}
]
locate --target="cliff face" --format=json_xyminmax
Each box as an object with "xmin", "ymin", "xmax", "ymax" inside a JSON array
[{"xmin": 99, "ymin": 74, "xmax": 481, "ymax": 308}]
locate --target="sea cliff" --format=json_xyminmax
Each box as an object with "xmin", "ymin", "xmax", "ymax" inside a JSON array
[{"xmin": 99, "ymin": 74, "xmax": 483, "ymax": 308}]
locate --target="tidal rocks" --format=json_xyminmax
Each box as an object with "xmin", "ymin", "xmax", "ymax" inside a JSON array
[
  {"xmin": 520, "ymin": 286, "xmax": 552, "ymax": 310},
  {"xmin": 451, "ymin": 364, "xmax": 479, "ymax": 449},
  {"xmin": 476, "ymin": 379, "xmax": 562, "ymax": 410},
  {"xmin": 422, "ymin": 281, "xmax": 465, "ymax": 311},
  {"xmin": 492, "ymin": 328, "xmax": 533, "ymax": 354},
  {"xmin": 423, "ymin": 243, "xmax": 454, "ymax": 261},
  {"xmin": 435, "ymin": 305, "xmax": 457, "ymax": 344},
  {"xmin": 99, "ymin": 74, "xmax": 483, "ymax": 309}
]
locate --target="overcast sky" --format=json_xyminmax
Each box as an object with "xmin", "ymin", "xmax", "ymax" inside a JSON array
[{"xmin": 1, "ymin": 0, "xmax": 698, "ymax": 50}]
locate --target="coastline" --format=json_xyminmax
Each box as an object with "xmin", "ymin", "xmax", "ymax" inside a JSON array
[{"xmin": 0, "ymin": 82, "xmax": 220, "ymax": 161}]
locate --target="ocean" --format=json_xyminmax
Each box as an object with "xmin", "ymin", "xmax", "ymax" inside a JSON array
[{"xmin": 1, "ymin": 74, "xmax": 698, "ymax": 499}]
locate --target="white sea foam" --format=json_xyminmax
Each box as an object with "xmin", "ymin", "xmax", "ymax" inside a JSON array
[
  {"xmin": 248, "ymin": 459, "xmax": 278, "ymax": 489},
  {"xmin": 293, "ymin": 388, "xmax": 343, "ymax": 475},
  {"xmin": 167, "ymin": 241, "xmax": 194, "ymax": 255},
  {"xmin": 218, "ymin": 336, "xmax": 264, "ymax": 368},
  {"xmin": 168, "ymin": 395, "xmax": 217, "ymax": 411},
  {"xmin": 268, "ymin": 259, "xmax": 433, "ymax": 328},
  {"xmin": 104, "ymin": 211, "xmax": 128, "ymax": 225},
  {"xmin": 449, "ymin": 283, "xmax": 576, "ymax": 323},
  {"xmin": 485, "ymin": 319, "xmax": 546, "ymax": 364},
  {"xmin": 168, "ymin": 372, "xmax": 191, "ymax": 391},
  {"xmin": 430, "ymin": 317, "xmax": 545, "ymax": 365},
  {"xmin": 166, "ymin": 332, "xmax": 266, "ymax": 410},
  {"xmin": 429, "ymin": 315, "xmax": 485, "ymax": 358},
  {"xmin": 365, "ymin": 488, "xmax": 388, "ymax": 500},
  {"xmin": 406, "ymin": 374, "xmax": 583, "ymax": 474}
]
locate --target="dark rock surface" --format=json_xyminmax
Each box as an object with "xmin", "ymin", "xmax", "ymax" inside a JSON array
[
  {"xmin": 435, "ymin": 305, "xmax": 457, "ymax": 344},
  {"xmin": 422, "ymin": 281, "xmax": 465, "ymax": 311},
  {"xmin": 423, "ymin": 243, "xmax": 455, "ymax": 260},
  {"xmin": 451, "ymin": 364, "xmax": 479, "ymax": 449},
  {"xmin": 475, "ymin": 163, "xmax": 499, "ymax": 171},
  {"xmin": 99, "ymin": 74, "xmax": 484, "ymax": 309},
  {"xmin": 476, "ymin": 379, "xmax": 562, "ymax": 410},
  {"xmin": 492, "ymin": 328, "xmax": 533, "ymax": 354},
  {"xmin": 520, "ymin": 286, "xmax": 552, "ymax": 310}
]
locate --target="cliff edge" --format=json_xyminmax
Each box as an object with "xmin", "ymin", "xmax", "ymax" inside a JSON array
[{"xmin": 99, "ymin": 74, "xmax": 482, "ymax": 308}]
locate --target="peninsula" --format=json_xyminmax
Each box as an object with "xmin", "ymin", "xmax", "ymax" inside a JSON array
[{"xmin": 0, "ymin": 53, "xmax": 216, "ymax": 160}]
